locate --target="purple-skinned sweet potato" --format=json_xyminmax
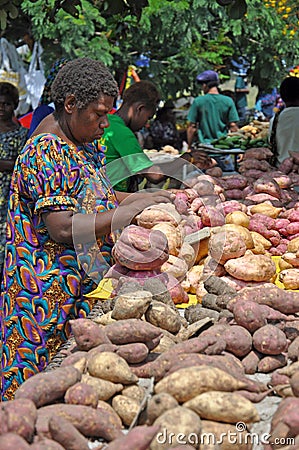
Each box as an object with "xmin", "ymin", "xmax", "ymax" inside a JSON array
[
  {"xmin": 253, "ymin": 325, "xmax": 288, "ymax": 355},
  {"xmin": 69, "ymin": 318, "xmax": 111, "ymax": 351},
  {"xmin": 48, "ymin": 415, "xmax": 90, "ymax": 450},
  {"xmin": 105, "ymin": 425, "xmax": 160, "ymax": 450},
  {"xmin": 14, "ymin": 366, "xmax": 81, "ymax": 408}
]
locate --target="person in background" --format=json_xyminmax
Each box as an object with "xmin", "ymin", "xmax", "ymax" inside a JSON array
[
  {"xmin": 0, "ymin": 82, "xmax": 28, "ymax": 280},
  {"xmin": 234, "ymin": 72, "xmax": 249, "ymax": 126},
  {"xmin": 0, "ymin": 58, "xmax": 173, "ymax": 400},
  {"xmin": 268, "ymin": 76, "xmax": 299, "ymax": 166},
  {"xmin": 187, "ymin": 70, "xmax": 239, "ymax": 147},
  {"xmin": 101, "ymin": 80, "xmax": 166, "ymax": 192},
  {"xmin": 187, "ymin": 70, "xmax": 239, "ymax": 172},
  {"xmin": 28, "ymin": 58, "xmax": 68, "ymax": 136},
  {"xmin": 145, "ymin": 99, "xmax": 181, "ymax": 150}
]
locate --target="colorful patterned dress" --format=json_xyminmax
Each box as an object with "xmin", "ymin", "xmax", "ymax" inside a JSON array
[
  {"xmin": 0, "ymin": 133, "xmax": 118, "ymax": 400},
  {"xmin": 0, "ymin": 126, "xmax": 28, "ymax": 271}
]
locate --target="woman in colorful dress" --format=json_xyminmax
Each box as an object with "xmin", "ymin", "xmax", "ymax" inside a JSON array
[
  {"xmin": 0, "ymin": 58, "xmax": 173, "ymax": 400},
  {"xmin": 0, "ymin": 82, "xmax": 28, "ymax": 280}
]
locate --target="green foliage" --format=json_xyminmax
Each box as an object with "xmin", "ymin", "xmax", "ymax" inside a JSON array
[{"xmin": 1, "ymin": 0, "xmax": 299, "ymax": 97}]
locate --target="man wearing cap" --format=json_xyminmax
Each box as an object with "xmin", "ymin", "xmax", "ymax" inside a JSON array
[{"xmin": 187, "ymin": 70, "xmax": 239, "ymax": 148}]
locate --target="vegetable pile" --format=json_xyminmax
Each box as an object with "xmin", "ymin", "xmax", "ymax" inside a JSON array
[{"xmin": 2, "ymin": 145, "xmax": 299, "ymax": 449}]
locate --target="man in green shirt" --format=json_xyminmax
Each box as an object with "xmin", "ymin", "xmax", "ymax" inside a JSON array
[
  {"xmin": 101, "ymin": 80, "xmax": 164, "ymax": 192},
  {"xmin": 187, "ymin": 70, "xmax": 239, "ymax": 146}
]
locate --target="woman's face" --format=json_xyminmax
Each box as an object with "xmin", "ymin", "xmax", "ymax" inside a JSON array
[
  {"xmin": 67, "ymin": 94, "xmax": 114, "ymax": 145},
  {"xmin": 0, "ymin": 95, "xmax": 15, "ymax": 121}
]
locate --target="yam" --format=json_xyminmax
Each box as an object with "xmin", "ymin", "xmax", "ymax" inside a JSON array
[
  {"xmin": 224, "ymin": 251, "xmax": 276, "ymax": 282},
  {"xmin": 30, "ymin": 438, "xmax": 65, "ymax": 449},
  {"xmin": 0, "ymin": 433, "xmax": 31, "ymax": 449},
  {"xmin": 112, "ymin": 395, "xmax": 140, "ymax": 427},
  {"xmin": 105, "ymin": 319, "xmax": 163, "ymax": 345},
  {"xmin": 150, "ymin": 406, "xmax": 202, "ymax": 450},
  {"xmin": 184, "ymin": 391, "xmax": 259, "ymax": 423},
  {"xmin": 105, "ymin": 425, "xmax": 160, "ymax": 450},
  {"xmin": 122, "ymin": 384, "xmax": 146, "ymax": 405},
  {"xmin": 252, "ymin": 325, "xmax": 288, "ymax": 355},
  {"xmin": 1, "ymin": 398, "xmax": 37, "ymax": 443},
  {"xmin": 208, "ymin": 230, "xmax": 246, "ymax": 265},
  {"xmin": 81, "ymin": 374, "xmax": 123, "ymax": 401},
  {"xmin": 48, "ymin": 415, "xmax": 90, "ymax": 450},
  {"xmin": 64, "ymin": 382, "xmax": 99, "ymax": 408},
  {"xmin": 87, "ymin": 352, "xmax": 138, "ymax": 384},
  {"xmin": 258, "ymin": 354, "xmax": 287, "ymax": 373},
  {"xmin": 145, "ymin": 301, "xmax": 182, "ymax": 334},
  {"xmin": 111, "ymin": 290, "xmax": 152, "ymax": 320},
  {"xmin": 145, "ymin": 393, "xmax": 179, "ymax": 425},
  {"xmin": 116, "ymin": 343, "xmax": 149, "ymax": 364},
  {"xmin": 14, "ymin": 366, "xmax": 81, "ymax": 408},
  {"xmin": 35, "ymin": 404, "xmax": 122, "ymax": 441},
  {"xmin": 69, "ymin": 318, "xmax": 110, "ymax": 350},
  {"xmin": 201, "ymin": 420, "xmax": 253, "ymax": 450},
  {"xmin": 154, "ymin": 366, "xmax": 247, "ymax": 403},
  {"xmin": 222, "ymin": 325, "xmax": 252, "ymax": 357}
]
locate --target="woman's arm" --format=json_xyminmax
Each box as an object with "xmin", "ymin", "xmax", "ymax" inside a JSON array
[{"xmin": 42, "ymin": 190, "xmax": 175, "ymax": 245}]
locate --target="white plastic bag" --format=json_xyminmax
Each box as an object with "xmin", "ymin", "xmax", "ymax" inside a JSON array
[
  {"xmin": 0, "ymin": 37, "xmax": 30, "ymax": 115},
  {"xmin": 25, "ymin": 42, "xmax": 46, "ymax": 110}
]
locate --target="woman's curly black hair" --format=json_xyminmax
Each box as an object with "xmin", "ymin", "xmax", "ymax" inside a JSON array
[
  {"xmin": 51, "ymin": 58, "xmax": 119, "ymax": 112},
  {"xmin": 0, "ymin": 82, "xmax": 19, "ymax": 109}
]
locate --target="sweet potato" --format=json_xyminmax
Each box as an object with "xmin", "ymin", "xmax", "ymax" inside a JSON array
[
  {"xmin": 152, "ymin": 222, "xmax": 183, "ymax": 256},
  {"xmin": 87, "ymin": 352, "xmax": 138, "ymax": 384},
  {"xmin": 145, "ymin": 393, "xmax": 179, "ymax": 425},
  {"xmin": 252, "ymin": 325, "xmax": 288, "ymax": 355},
  {"xmin": 232, "ymin": 299, "xmax": 267, "ymax": 332},
  {"xmin": 104, "ymin": 319, "xmax": 163, "ymax": 345},
  {"xmin": 208, "ymin": 230, "xmax": 246, "ymax": 265},
  {"xmin": 154, "ymin": 366, "xmax": 247, "ymax": 403},
  {"xmin": 0, "ymin": 433, "xmax": 31, "ymax": 449},
  {"xmin": 145, "ymin": 301, "xmax": 182, "ymax": 334},
  {"xmin": 30, "ymin": 438, "xmax": 65, "ymax": 449},
  {"xmin": 64, "ymin": 382, "xmax": 99, "ymax": 408},
  {"xmin": 270, "ymin": 398, "xmax": 299, "ymax": 444},
  {"xmin": 258, "ymin": 354, "xmax": 287, "ymax": 373},
  {"xmin": 112, "ymin": 395, "xmax": 140, "ymax": 427},
  {"xmin": 1, "ymin": 398, "xmax": 37, "ymax": 443},
  {"xmin": 288, "ymin": 336, "xmax": 299, "ymax": 361},
  {"xmin": 279, "ymin": 268, "xmax": 299, "ymax": 289},
  {"xmin": 222, "ymin": 325, "xmax": 252, "ymax": 357},
  {"xmin": 229, "ymin": 284, "xmax": 299, "ymax": 314},
  {"xmin": 184, "ymin": 391, "xmax": 259, "ymax": 423},
  {"xmin": 105, "ymin": 425, "xmax": 160, "ymax": 450},
  {"xmin": 35, "ymin": 404, "xmax": 123, "ymax": 441},
  {"xmin": 48, "ymin": 415, "xmax": 90, "ymax": 450},
  {"xmin": 14, "ymin": 366, "xmax": 82, "ymax": 408},
  {"xmin": 60, "ymin": 351, "xmax": 87, "ymax": 373},
  {"xmin": 242, "ymin": 350, "xmax": 262, "ymax": 374},
  {"xmin": 69, "ymin": 318, "xmax": 110, "ymax": 351},
  {"xmin": 290, "ymin": 371, "xmax": 299, "ymax": 397},
  {"xmin": 122, "ymin": 384, "xmax": 146, "ymax": 405},
  {"xmin": 81, "ymin": 374, "xmax": 123, "ymax": 401},
  {"xmin": 150, "ymin": 406, "xmax": 202, "ymax": 450},
  {"xmin": 224, "ymin": 251, "xmax": 276, "ymax": 282},
  {"xmin": 111, "ymin": 290, "xmax": 152, "ymax": 320},
  {"xmin": 201, "ymin": 420, "xmax": 252, "ymax": 450},
  {"xmin": 116, "ymin": 343, "xmax": 149, "ymax": 364}
]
